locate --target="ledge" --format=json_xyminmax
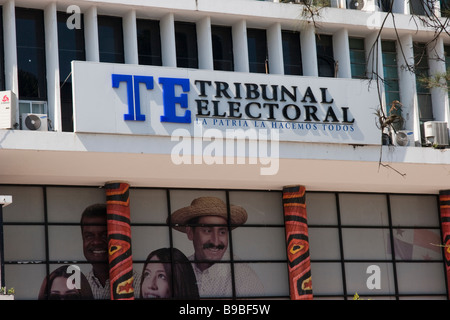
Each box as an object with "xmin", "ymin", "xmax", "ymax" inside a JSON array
[{"xmin": 0, "ymin": 130, "xmax": 448, "ymax": 194}]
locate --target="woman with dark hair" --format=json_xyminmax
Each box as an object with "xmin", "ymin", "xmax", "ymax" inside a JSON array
[
  {"xmin": 140, "ymin": 248, "xmax": 199, "ymax": 299},
  {"xmin": 38, "ymin": 265, "xmax": 94, "ymax": 300}
]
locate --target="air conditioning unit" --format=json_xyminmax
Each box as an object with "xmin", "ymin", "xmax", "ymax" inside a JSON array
[
  {"xmin": 393, "ymin": 130, "xmax": 414, "ymax": 147},
  {"xmin": 0, "ymin": 90, "xmax": 17, "ymax": 129},
  {"xmin": 424, "ymin": 121, "xmax": 449, "ymax": 147},
  {"xmin": 347, "ymin": 0, "xmax": 378, "ymax": 10},
  {"xmin": 348, "ymin": 0, "xmax": 365, "ymax": 9},
  {"xmin": 21, "ymin": 113, "xmax": 48, "ymax": 131}
]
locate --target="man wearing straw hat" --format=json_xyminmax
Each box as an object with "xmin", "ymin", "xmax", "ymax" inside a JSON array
[{"xmin": 169, "ymin": 196, "xmax": 264, "ymax": 298}]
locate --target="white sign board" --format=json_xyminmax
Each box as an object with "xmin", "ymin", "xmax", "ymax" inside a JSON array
[{"xmin": 72, "ymin": 61, "xmax": 381, "ymax": 145}]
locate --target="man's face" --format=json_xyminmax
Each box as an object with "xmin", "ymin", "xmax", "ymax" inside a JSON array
[
  {"xmin": 187, "ymin": 216, "xmax": 229, "ymax": 262},
  {"xmin": 81, "ymin": 216, "xmax": 108, "ymax": 263}
]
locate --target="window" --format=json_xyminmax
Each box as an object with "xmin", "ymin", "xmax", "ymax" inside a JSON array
[
  {"xmin": 175, "ymin": 22, "xmax": 198, "ymax": 69},
  {"xmin": 409, "ymin": 0, "xmax": 427, "ymax": 15},
  {"xmin": 98, "ymin": 15, "xmax": 124, "ymax": 63},
  {"xmin": 316, "ymin": 34, "xmax": 335, "ymax": 77},
  {"xmin": 57, "ymin": 11, "xmax": 86, "ymax": 132},
  {"xmin": 444, "ymin": 45, "xmax": 450, "ymax": 98},
  {"xmin": 414, "ymin": 42, "xmax": 433, "ymax": 122},
  {"xmin": 212, "ymin": 25, "xmax": 234, "ymax": 71},
  {"xmin": 0, "ymin": 185, "xmax": 288, "ymax": 300},
  {"xmin": 15, "ymin": 8, "xmax": 47, "ymax": 101},
  {"xmin": 282, "ymin": 30, "xmax": 302, "ymax": 76},
  {"xmin": 247, "ymin": 28, "xmax": 268, "ymax": 74},
  {"xmin": 137, "ymin": 19, "xmax": 162, "ymax": 66},
  {"xmin": 381, "ymin": 40, "xmax": 401, "ymax": 113},
  {"xmin": 349, "ymin": 37, "xmax": 367, "ymax": 79},
  {"xmin": 379, "ymin": 0, "xmax": 392, "ymax": 12},
  {"xmin": 441, "ymin": 0, "xmax": 450, "ymax": 17},
  {"xmin": 308, "ymin": 192, "xmax": 445, "ymax": 299},
  {"xmin": 0, "ymin": 7, "xmax": 5, "ymax": 91}
]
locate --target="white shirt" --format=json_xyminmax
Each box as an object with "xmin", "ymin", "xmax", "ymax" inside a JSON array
[
  {"xmin": 87, "ymin": 269, "xmax": 141, "ymax": 300},
  {"xmin": 189, "ymin": 254, "xmax": 264, "ymax": 298}
]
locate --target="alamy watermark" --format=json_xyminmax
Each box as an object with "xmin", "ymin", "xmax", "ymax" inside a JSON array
[
  {"xmin": 66, "ymin": 264, "xmax": 81, "ymax": 290},
  {"xmin": 366, "ymin": 264, "xmax": 381, "ymax": 290},
  {"xmin": 170, "ymin": 124, "xmax": 280, "ymax": 176},
  {"xmin": 66, "ymin": 5, "xmax": 82, "ymax": 30}
]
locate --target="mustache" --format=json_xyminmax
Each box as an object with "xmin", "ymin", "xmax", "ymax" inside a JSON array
[{"xmin": 203, "ymin": 243, "xmax": 225, "ymax": 250}]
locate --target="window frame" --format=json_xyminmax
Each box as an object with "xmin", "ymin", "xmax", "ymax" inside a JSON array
[
  {"xmin": 349, "ymin": 37, "xmax": 367, "ymax": 79},
  {"xmin": 211, "ymin": 25, "xmax": 234, "ymax": 72},
  {"xmin": 97, "ymin": 15, "xmax": 125, "ymax": 64},
  {"xmin": 175, "ymin": 21, "xmax": 199, "ymax": 69},
  {"xmin": 316, "ymin": 34, "xmax": 335, "ymax": 78},
  {"xmin": 136, "ymin": 18, "xmax": 162, "ymax": 66},
  {"xmin": 381, "ymin": 40, "xmax": 401, "ymax": 114},
  {"xmin": 281, "ymin": 30, "xmax": 303, "ymax": 76},
  {"xmin": 56, "ymin": 11, "xmax": 86, "ymax": 132},
  {"xmin": 15, "ymin": 7, "xmax": 47, "ymax": 101},
  {"xmin": 247, "ymin": 28, "xmax": 269, "ymax": 74}
]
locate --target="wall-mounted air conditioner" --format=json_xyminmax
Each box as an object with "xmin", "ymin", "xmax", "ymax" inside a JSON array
[
  {"xmin": 347, "ymin": 0, "xmax": 378, "ymax": 11},
  {"xmin": 424, "ymin": 121, "xmax": 449, "ymax": 147},
  {"xmin": 21, "ymin": 113, "xmax": 48, "ymax": 131},
  {"xmin": 0, "ymin": 91, "xmax": 17, "ymax": 129},
  {"xmin": 393, "ymin": 130, "xmax": 414, "ymax": 147}
]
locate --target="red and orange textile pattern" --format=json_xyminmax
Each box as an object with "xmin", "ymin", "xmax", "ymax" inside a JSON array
[
  {"xmin": 439, "ymin": 190, "xmax": 450, "ymax": 300},
  {"xmin": 283, "ymin": 186, "xmax": 313, "ymax": 300},
  {"xmin": 105, "ymin": 182, "xmax": 134, "ymax": 300},
  {"xmin": 282, "ymin": 185, "xmax": 313, "ymax": 300}
]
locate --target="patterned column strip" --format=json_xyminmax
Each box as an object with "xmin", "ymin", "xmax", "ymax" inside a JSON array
[
  {"xmin": 282, "ymin": 185, "xmax": 313, "ymax": 300},
  {"xmin": 105, "ymin": 182, "xmax": 134, "ymax": 300},
  {"xmin": 439, "ymin": 190, "xmax": 450, "ymax": 300}
]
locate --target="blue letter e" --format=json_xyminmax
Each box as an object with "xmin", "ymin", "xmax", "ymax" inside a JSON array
[{"xmin": 159, "ymin": 77, "xmax": 191, "ymax": 123}]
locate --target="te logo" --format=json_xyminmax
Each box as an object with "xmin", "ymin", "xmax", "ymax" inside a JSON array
[
  {"xmin": 366, "ymin": 265, "xmax": 381, "ymax": 290},
  {"xmin": 66, "ymin": 265, "xmax": 81, "ymax": 290},
  {"xmin": 111, "ymin": 74, "xmax": 191, "ymax": 123}
]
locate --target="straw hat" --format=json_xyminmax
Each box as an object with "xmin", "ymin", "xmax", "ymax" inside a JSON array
[{"xmin": 169, "ymin": 197, "xmax": 248, "ymax": 233}]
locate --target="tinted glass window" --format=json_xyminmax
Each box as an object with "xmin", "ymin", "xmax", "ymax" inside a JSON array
[
  {"xmin": 316, "ymin": 34, "xmax": 334, "ymax": 77},
  {"xmin": 175, "ymin": 22, "xmax": 198, "ymax": 69},
  {"xmin": 247, "ymin": 28, "xmax": 268, "ymax": 74},
  {"xmin": 137, "ymin": 19, "xmax": 162, "ymax": 66},
  {"xmin": 212, "ymin": 25, "xmax": 234, "ymax": 71},
  {"xmin": 282, "ymin": 30, "xmax": 302, "ymax": 76},
  {"xmin": 98, "ymin": 15, "xmax": 124, "ymax": 63},
  {"xmin": 349, "ymin": 37, "xmax": 366, "ymax": 79},
  {"xmin": 445, "ymin": 45, "xmax": 450, "ymax": 98},
  {"xmin": 57, "ymin": 11, "xmax": 86, "ymax": 132},
  {"xmin": 414, "ymin": 42, "xmax": 433, "ymax": 121},
  {"xmin": 381, "ymin": 40, "xmax": 401, "ymax": 111},
  {"xmin": 0, "ymin": 7, "xmax": 4, "ymax": 91},
  {"xmin": 441, "ymin": 0, "xmax": 450, "ymax": 17},
  {"xmin": 16, "ymin": 8, "xmax": 47, "ymax": 100},
  {"xmin": 409, "ymin": 0, "xmax": 426, "ymax": 15}
]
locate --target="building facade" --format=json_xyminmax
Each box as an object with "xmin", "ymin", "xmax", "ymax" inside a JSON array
[{"xmin": 0, "ymin": 0, "xmax": 449, "ymax": 300}]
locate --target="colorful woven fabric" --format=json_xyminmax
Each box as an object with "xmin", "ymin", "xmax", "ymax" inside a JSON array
[
  {"xmin": 282, "ymin": 185, "xmax": 313, "ymax": 300},
  {"xmin": 105, "ymin": 182, "xmax": 134, "ymax": 300},
  {"xmin": 439, "ymin": 190, "xmax": 450, "ymax": 299}
]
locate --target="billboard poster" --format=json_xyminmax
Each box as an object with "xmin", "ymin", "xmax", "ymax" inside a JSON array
[{"xmin": 0, "ymin": 186, "xmax": 287, "ymax": 300}]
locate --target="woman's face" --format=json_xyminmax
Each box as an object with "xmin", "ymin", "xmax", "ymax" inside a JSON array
[
  {"xmin": 141, "ymin": 256, "xmax": 171, "ymax": 299},
  {"xmin": 49, "ymin": 276, "xmax": 80, "ymax": 300}
]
